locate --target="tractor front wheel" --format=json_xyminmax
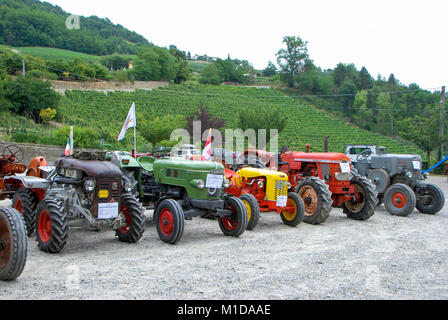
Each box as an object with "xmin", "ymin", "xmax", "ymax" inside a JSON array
[
  {"xmin": 343, "ymin": 175, "xmax": 378, "ymax": 220},
  {"xmin": 36, "ymin": 199, "xmax": 68, "ymax": 254},
  {"xmin": 239, "ymin": 193, "xmax": 260, "ymax": 230},
  {"xmin": 384, "ymin": 184, "xmax": 416, "ymax": 217},
  {"xmin": 12, "ymin": 190, "xmax": 37, "ymax": 236},
  {"xmin": 295, "ymin": 177, "xmax": 332, "ymax": 225},
  {"xmin": 155, "ymin": 199, "xmax": 185, "ymax": 244},
  {"xmin": 219, "ymin": 197, "xmax": 248, "ymax": 237},
  {"xmin": 0, "ymin": 208, "xmax": 27, "ymax": 281},
  {"xmin": 416, "ymin": 183, "xmax": 445, "ymax": 215},
  {"xmin": 280, "ymin": 193, "xmax": 305, "ymax": 227},
  {"xmin": 115, "ymin": 193, "xmax": 145, "ymax": 243}
]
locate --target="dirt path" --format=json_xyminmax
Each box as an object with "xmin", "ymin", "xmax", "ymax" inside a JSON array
[{"xmin": 1, "ymin": 176, "xmax": 448, "ymax": 300}]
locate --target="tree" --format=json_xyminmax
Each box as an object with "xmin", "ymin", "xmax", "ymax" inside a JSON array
[
  {"xmin": 238, "ymin": 106, "xmax": 288, "ymax": 144},
  {"xmin": 353, "ymin": 90, "xmax": 372, "ymax": 129},
  {"xmin": 39, "ymin": 107, "xmax": 57, "ymax": 124},
  {"xmin": 262, "ymin": 61, "xmax": 277, "ymax": 77},
  {"xmin": 397, "ymin": 106, "xmax": 448, "ymax": 165},
  {"xmin": 338, "ymin": 80, "xmax": 357, "ymax": 115},
  {"xmin": 185, "ymin": 103, "xmax": 226, "ymax": 136},
  {"xmin": 376, "ymin": 92, "xmax": 393, "ymax": 134},
  {"xmin": 138, "ymin": 114, "xmax": 186, "ymax": 148},
  {"xmin": 4, "ymin": 76, "xmax": 60, "ymax": 122},
  {"xmin": 359, "ymin": 67, "xmax": 373, "ymax": 90},
  {"xmin": 199, "ymin": 64, "xmax": 222, "ymax": 85},
  {"xmin": 276, "ymin": 35, "xmax": 309, "ymax": 87}
]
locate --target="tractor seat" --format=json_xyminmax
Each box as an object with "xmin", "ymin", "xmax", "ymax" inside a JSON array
[{"xmin": 138, "ymin": 156, "xmax": 155, "ymax": 172}]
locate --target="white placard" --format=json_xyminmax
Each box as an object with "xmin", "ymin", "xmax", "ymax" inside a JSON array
[
  {"xmin": 276, "ymin": 196, "xmax": 288, "ymax": 207},
  {"xmin": 98, "ymin": 202, "xmax": 119, "ymax": 220},
  {"xmin": 412, "ymin": 161, "xmax": 421, "ymax": 170},
  {"xmin": 340, "ymin": 163, "xmax": 351, "ymax": 173},
  {"xmin": 206, "ymin": 174, "xmax": 224, "ymax": 188}
]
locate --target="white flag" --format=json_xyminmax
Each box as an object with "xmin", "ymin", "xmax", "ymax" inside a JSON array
[{"xmin": 117, "ymin": 102, "xmax": 136, "ymax": 141}]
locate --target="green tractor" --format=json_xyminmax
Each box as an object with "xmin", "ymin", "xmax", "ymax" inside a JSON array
[{"xmin": 108, "ymin": 152, "xmax": 248, "ymax": 244}]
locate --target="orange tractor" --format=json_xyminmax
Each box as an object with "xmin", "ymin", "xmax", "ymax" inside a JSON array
[
  {"xmin": 0, "ymin": 144, "xmax": 48, "ymax": 236},
  {"xmin": 241, "ymin": 147, "xmax": 378, "ymax": 225}
]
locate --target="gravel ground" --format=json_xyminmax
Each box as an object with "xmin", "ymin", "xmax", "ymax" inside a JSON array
[{"xmin": 1, "ymin": 176, "xmax": 448, "ymax": 300}]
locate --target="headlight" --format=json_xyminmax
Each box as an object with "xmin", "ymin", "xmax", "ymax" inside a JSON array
[
  {"xmin": 405, "ymin": 172, "xmax": 412, "ymax": 178},
  {"xmin": 123, "ymin": 180, "xmax": 132, "ymax": 192},
  {"xmin": 257, "ymin": 180, "xmax": 264, "ymax": 189},
  {"xmin": 112, "ymin": 182, "xmax": 119, "ymax": 191},
  {"xmin": 197, "ymin": 179, "xmax": 205, "ymax": 189},
  {"xmin": 84, "ymin": 179, "xmax": 96, "ymax": 192},
  {"xmin": 223, "ymin": 178, "xmax": 231, "ymax": 189},
  {"xmin": 423, "ymin": 172, "xmax": 429, "ymax": 179},
  {"xmin": 208, "ymin": 188, "xmax": 218, "ymax": 195}
]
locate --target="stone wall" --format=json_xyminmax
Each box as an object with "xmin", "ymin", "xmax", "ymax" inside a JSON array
[{"xmin": 0, "ymin": 142, "xmax": 99, "ymax": 165}]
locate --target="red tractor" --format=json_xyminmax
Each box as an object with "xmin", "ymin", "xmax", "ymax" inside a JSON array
[
  {"xmin": 0, "ymin": 145, "xmax": 48, "ymax": 236},
  {"xmin": 241, "ymin": 148, "xmax": 378, "ymax": 224}
]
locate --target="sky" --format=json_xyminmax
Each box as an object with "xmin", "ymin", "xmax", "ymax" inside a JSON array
[{"xmin": 46, "ymin": 0, "xmax": 447, "ymax": 90}]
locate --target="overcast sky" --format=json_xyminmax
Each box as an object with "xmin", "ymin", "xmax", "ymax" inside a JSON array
[{"xmin": 46, "ymin": 0, "xmax": 447, "ymax": 89}]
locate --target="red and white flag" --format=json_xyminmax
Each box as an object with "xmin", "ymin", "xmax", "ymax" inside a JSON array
[
  {"xmin": 64, "ymin": 138, "xmax": 71, "ymax": 156},
  {"xmin": 202, "ymin": 129, "xmax": 212, "ymax": 161}
]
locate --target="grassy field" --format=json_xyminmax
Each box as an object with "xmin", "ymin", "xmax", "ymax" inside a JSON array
[
  {"xmin": 13, "ymin": 47, "xmax": 135, "ymax": 64},
  {"xmin": 187, "ymin": 60, "xmax": 210, "ymax": 73}
]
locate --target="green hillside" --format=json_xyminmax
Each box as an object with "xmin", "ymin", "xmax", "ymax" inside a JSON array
[
  {"xmin": 58, "ymin": 84, "xmax": 423, "ymax": 157},
  {"xmin": 13, "ymin": 47, "xmax": 103, "ymax": 63},
  {"xmin": 0, "ymin": 0, "xmax": 150, "ymax": 55}
]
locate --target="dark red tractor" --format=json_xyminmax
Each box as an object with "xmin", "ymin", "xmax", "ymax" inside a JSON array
[{"xmin": 241, "ymin": 148, "xmax": 378, "ymax": 224}]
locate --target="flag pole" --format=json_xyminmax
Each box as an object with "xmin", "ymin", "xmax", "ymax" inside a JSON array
[{"xmin": 134, "ymin": 102, "xmax": 137, "ymax": 159}]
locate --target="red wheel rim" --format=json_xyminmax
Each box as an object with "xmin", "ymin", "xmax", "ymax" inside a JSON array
[
  {"xmin": 119, "ymin": 205, "xmax": 131, "ymax": 234},
  {"xmin": 222, "ymin": 203, "xmax": 238, "ymax": 231},
  {"xmin": 14, "ymin": 199, "xmax": 23, "ymax": 214},
  {"xmin": 38, "ymin": 210, "xmax": 52, "ymax": 243},
  {"xmin": 392, "ymin": 192, "xmax": 407, "ymax": 209},
  {"xmin": 221, "ymin": 217, "xmax": 238, "ymax": 231},
  {"xmin": 159, "ymin": 208, "xmax": 174, "ymax": 236}
]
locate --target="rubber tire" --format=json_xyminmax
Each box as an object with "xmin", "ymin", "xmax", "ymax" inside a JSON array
[
  {"xmin": 280, "ymin": 192, "xmax": 306, "ymax": 227},
  {"xmin": 239, "ymin": 193, "xmax": 260, "ymax": 231},
  {"xmin": 155, "ymin": 199, "xmax": 185, "ymax": 244},
  {"xmin": 219, "ymin": 197, "xmax": 248, "ymax": 237},
  {"xmin": 416, "ymin": 183, "xmax": 445, "ymax": 215},
  {"xmin": 384, "ymin": 183, "xmax": 416, "ymax": 217},
  {"xmin": 35, "ymin": 198, "xmax": 68, "ymax": 254},
  {"xmin": 115, "ymin": 193, "xmax": 146, "ymax": 243},
  {"xmin": 12, "ymin": 190, "xmax": 37, "ymax": 236},
  {"xmin": 0, "ymin": 208, "xmax": 27, "ymax": 281},
  {"xmin": 343, "ymin": 174, "xmax": 378, "ymax": 221},
  {"xmin": 294, "ymin": 177, "xmax": 332, "ymax": 225}
]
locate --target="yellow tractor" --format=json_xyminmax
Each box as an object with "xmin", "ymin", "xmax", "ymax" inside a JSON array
[{"xmin": 225, "ymin": 167, "xmax": 305, "ymax": 230}]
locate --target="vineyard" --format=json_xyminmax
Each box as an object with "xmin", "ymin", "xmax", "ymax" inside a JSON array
[{"xmin": 56, "ymin": 84, "xmax": 423, "ymax": 157}]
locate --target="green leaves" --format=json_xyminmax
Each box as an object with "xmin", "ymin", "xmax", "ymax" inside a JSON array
[{"xmin": 138, "ymin": 114, "xmax": 186, "ymax": 148}]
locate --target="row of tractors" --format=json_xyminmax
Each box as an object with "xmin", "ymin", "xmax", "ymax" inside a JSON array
[{"xmin": 0, "ymin": 142, "xmax": 444, "ymax": 281}]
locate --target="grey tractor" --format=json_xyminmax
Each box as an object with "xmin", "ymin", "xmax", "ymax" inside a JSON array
[{"xmin": 346, "ymin": 145, "xmax": 445, "ymax": 217}]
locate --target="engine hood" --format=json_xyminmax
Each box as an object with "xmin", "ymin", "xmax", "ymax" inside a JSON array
[{"xmin": 56, "ymin": 158, "xmax": 122, "ymax": 178}]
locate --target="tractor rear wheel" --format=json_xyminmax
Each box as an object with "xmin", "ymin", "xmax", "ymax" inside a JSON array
[
  {"xmin": 384, "ymin": 184, "xmax": 416, "ymax": 217},
  {"xmin": 155, "ymin": 199, "xmax": 184, "ymax": 244},
  {"xmin": 280, "ymin": 193, "xmax": 305, "ymax": 227},
  {"xmin": 416, "ymin": 183, "xmax": 445, "ymax": 215},
  {"xmin": 115, "ymin": 193, "xmax": 145, "ymax": 243},
  {"xmin": 343, "ymin": 174, "xmax": 378, "ymax": 220},
  {"xmin": 239, "ymin": 193, "xmax": 260, "ymax": 230},
  {"xmin": 12, "ymin": 190, "xmax": 37, "ymax": 236},
  {"xmin": 219, "ymin": 197, "xmax": 248, "ymax": 237},
  {"xmin": 36, "ymin": 199, "xmax": 68, "ymax": 254},
  {"xmin": 294, "ymin": 177, "xmax": 332, "ymax": 225},
  {"xmin": 0, "ymin": 208, "xmax": 27, "ymax": 281}
]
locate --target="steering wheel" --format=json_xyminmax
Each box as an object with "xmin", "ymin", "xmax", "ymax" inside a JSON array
[
  {"xmin": 2, "ymin": 145, "xmax": 24, "ymax": 163},
  {"xmin": 356, "ymin": 149, "xmax": 373, "ymax": 162}
]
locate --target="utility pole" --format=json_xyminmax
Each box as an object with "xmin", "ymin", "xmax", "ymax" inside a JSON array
[
  {"xmin": 22, "ymin": 58, "xmax": 25, "ymax": 76},
  {"xmin": 441, "ymin": 86, "xmax": 446, "ymax": 155}
]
